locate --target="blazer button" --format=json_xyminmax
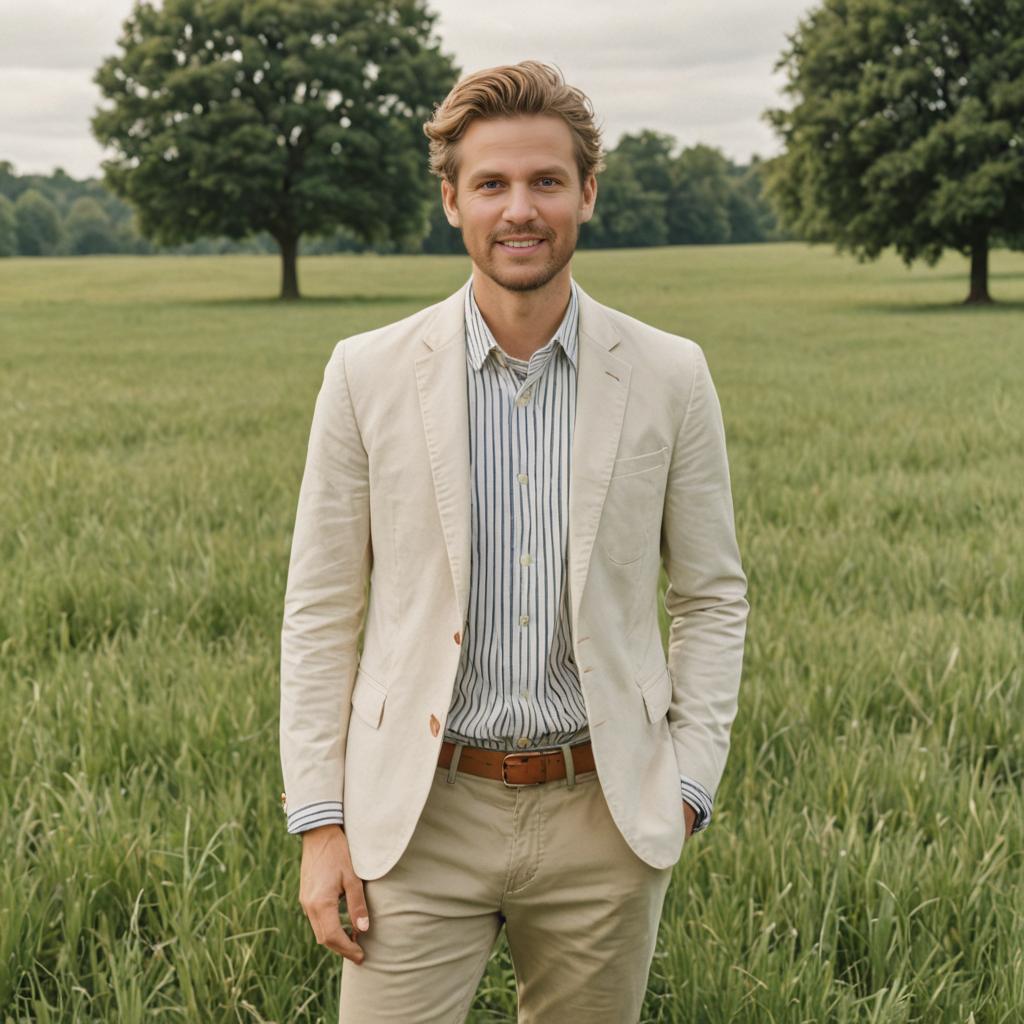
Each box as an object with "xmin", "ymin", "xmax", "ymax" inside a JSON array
[{"xmin": 453, "ymin": 631, "xmax": 461, "ymax": 645}]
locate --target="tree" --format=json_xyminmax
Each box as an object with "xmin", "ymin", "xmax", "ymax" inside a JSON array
[
  {"xmin": 614, "ymin": 130, "xmax": 677, "ymax": 196},
  {"xmin": 725, "ymin": 158, "xmax": 781, "ymax": 243},
  {"xmin": 14, "ymin": 189, "xmax": 62, "ymax": 256},
  {"xmin": 92, "ymin": 0, "xmax": 457, "ymax": 299},
  {"xmin": 0, "ymin": 160, "xmax": 17, "ymax": 201},
  {"xmin": 669, "ymin": 145, "xmax": 733, "ymax": 245},
  {"xmin": 764, "ymin": 0, "xmax": 1024, "ymax": 304},
  {"xmin": 610, "ymin": 132, "xmax": 733, "ymax": 244},
  {"xmin": 65, "ymin": 197, "xmax": 119, "ymax": 254},
  {"xmin": 581, "ymin": 151, "xmax": 668, "ymax": 249},
  {"xmin": 421, "ymin": 199, "xmax": 464, "ymax": 254},
  {"xmin": 0, "ymin": 195, "xmax": 15, "ymax": 257}
]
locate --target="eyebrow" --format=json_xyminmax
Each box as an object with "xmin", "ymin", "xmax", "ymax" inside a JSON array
[{"xmin": 467, "ymin": 166, "xmax": 572, "ymax": 183}]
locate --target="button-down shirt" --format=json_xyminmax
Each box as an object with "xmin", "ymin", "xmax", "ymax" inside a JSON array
[
  {"xmin": 443, "ymin": 280, "xmax": 587, "ymax": 750},
  {"xmin": 285, "ymin": 278, "xmax": 713, "ymax": 834}
]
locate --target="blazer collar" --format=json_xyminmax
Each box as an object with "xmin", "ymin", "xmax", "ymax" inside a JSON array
[{"xmin": 418, "ymin": 278, "xmax": 620, "ymax": 355}]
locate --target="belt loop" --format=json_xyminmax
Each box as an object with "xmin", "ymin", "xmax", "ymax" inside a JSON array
[
  {"xmin": 560, "ymin": 743, "xmax": 576, "ymax": 790},
  {"xmin": 446, "ymin": 742, "xmax": 463, "ymax": 784}
]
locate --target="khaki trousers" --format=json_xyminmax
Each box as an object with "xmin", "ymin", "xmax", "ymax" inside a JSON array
[{"xmin": 338, "ymin": 748, "xmax": 675, "ymax": 1023}]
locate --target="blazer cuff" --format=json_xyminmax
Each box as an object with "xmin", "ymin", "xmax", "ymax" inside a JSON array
[
  {"xmin": 680, "ymin": 776, "xmax": 713, "ymax": 833},
  {"xmin": 286, "ymin": 800, "xmax": 344, "ymax": 835}
]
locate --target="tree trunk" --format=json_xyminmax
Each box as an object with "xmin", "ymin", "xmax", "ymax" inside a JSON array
[
  {"xmin": 964, "ymin": 235, "xmax": 991, "ymax": 305},
  {"xmin": 278, "ymin": 233, "xmax": 300, "ymax": 300}
]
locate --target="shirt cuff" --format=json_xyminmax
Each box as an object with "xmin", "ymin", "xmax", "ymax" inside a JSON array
[
  {"xmin": 680, "ymin": 776, "xmax": 713, "ymax": 833},
  {"xmin": 286, "ymin": 800, "xmax": 344, "ymax": 835}
]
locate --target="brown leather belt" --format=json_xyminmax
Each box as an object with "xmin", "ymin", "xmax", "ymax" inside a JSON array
[{"xmin": 438, "ymin": 739, "xmax": 596, "ymax": 786}]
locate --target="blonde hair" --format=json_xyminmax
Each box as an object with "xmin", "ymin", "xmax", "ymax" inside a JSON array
[{"xmin": 423, "ymin": 60, "xmax": 605, "ymax": 187}]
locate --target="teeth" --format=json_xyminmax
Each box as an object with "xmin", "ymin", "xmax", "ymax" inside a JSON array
[{"xmin": 504, "ymin": 240, "xmax": 540, "ymax": 247}]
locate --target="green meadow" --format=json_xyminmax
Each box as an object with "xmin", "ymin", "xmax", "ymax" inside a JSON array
[{"xmin": 2, "ymin": 243, "xmax": 1022, "ymax": 1023}]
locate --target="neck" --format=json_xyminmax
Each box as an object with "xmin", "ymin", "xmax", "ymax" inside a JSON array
[{"xmin": 471, "ymin": 265, "xmax": 573, "ymax": 361}]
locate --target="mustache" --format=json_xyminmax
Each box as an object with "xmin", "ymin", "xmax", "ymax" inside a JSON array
[{"xmin": 490, "ymin": 226, "xmax": 554, "ymax": 244}]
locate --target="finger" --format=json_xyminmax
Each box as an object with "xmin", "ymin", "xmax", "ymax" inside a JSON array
[
  {"xmin": 311, "ymin": 901, "xmax": 365, "ymax": 962},
  {"xmin": 344, "ymin": 875, "xmax": 370, "ymax": 935}
]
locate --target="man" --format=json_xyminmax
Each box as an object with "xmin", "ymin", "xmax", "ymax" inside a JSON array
[{"xmin": 280, "ymin": 61, "xmax": 748, "ymax": 1023}]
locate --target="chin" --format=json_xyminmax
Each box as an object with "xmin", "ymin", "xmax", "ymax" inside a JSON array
[
  {"xmin": 495, "ymin": 270, "xmax": 559, "ymax": 293},
  {"xmin": 481, "ymin": 254, "xmax": 573, "ymax": 293}
]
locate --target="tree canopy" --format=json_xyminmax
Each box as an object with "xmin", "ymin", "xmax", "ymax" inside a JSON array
[
  {"xmin": 764, "ymin": 0, "xmax": 1024, "ymax": 303},
  {"xmin": 578, "ymin": 131, "xmax": 782, "ymax": 251},
  {"xmin": 14, "ymin": 190, "xmax": 62, "ymax": 257},
  {"xmin": 92, "ymin": 0, "xmax": 457, "ymax": 298},
  {"xmin": 0, "ymin": 196, "xmax": 15, "ymax": 258},
  {"xmin": 65, "ymin": 198, "xmax": 119, "ymax": 255}
]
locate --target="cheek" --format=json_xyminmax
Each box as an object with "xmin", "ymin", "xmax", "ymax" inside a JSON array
[{"xmin": 544, "ymin": 200, "xmax": 582, "ymax": 229}]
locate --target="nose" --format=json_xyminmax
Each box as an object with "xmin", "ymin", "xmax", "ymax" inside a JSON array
[{"xmin": 502, "ymin": 183, "xmax": 537, "ymax": 225}]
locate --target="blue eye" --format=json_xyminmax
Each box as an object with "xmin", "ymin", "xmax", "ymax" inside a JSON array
[
  {"xmin": 539, "ymin": 178, "xmax": 556, "ymax": 186},
  {"xmin": 481, "ymin": 180, "xmax": 501, "ymax": 189}
]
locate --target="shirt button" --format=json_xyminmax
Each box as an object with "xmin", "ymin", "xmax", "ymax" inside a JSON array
[
  {"xmin": 517, "ymin": 472, "xmax": 528, "ymax": 484},
  {"xmin": 519, "ymin": 614, "xmax": 529, "ymax": 625},
  {"xmin": 519, "ymin": 553, "xmax": 532, "ymax": 566},
  {"xmin": 516, "ymin": 736, "xmax": 531, "ymax": 748}
]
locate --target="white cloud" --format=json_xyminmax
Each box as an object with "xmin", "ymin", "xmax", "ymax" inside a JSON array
[
  {"xmin": 0, "ymin": 0, "xmax": 811, "ymax": 178},
  {"xmin": 0, "ymin": 0, "xmax": 134, "ymax": 69}
]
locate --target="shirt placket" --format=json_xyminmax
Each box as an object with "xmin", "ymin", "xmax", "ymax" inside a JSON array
[{"xmin": 498, "ymin": 347, "xmax": 546, "ymax": 750}]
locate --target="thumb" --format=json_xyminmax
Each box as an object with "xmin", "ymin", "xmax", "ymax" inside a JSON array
[{"xmin": 345, "ymin": 875, "xmax": 370, "ymax": 932}]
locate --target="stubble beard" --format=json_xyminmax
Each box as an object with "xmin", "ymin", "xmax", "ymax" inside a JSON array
[{"xmin": 467, "ymin": 224, "xmax": 579, "ymax": 294}]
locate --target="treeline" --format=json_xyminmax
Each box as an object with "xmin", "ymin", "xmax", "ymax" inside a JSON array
[{"xmin": 0, "ymin": 132, "xmax": 784, "ymax": 259}]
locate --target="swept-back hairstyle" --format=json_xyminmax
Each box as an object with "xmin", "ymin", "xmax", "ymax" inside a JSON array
[{"xmin": 423, "ymin": 60, "xmax": 605, "ymax": 187}]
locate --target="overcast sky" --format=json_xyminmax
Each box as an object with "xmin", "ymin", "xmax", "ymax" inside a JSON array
[{"xmin": 0, "ymin": 0, "xmax": 814, "ymax": 180}]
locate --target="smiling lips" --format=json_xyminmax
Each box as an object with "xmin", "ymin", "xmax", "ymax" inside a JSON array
[{"xmin": 497, "ymin": 237, "xmax": 545, "ymax": 251}]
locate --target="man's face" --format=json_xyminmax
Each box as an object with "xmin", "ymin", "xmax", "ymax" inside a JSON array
[{"xmin": 441, "ymin": 114, "xmax": 597, "ymax": 293}]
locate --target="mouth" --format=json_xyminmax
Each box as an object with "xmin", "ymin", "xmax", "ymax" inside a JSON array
[{"xmin": 496, "ymin": 237, "xmax": 546, "ymax": 252}]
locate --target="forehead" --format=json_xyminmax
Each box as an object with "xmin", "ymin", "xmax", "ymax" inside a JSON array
[{"xmin": 456, "ymin": 115, "xmax": 576, "ymax": 177}]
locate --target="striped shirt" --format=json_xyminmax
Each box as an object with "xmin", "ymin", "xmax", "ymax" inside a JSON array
[
  {"xmin": 443, "ymin": 280, "xmax": 587, "ymax": 750},
  {"xmin": 286, "ymin": 278, "xmax": 713, "ymax": 834}
]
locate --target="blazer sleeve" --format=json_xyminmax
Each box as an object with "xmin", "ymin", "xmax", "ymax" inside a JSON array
[
  {"xmin": 660, "ymin": 342, "xmax": 748, "ymax": 802},
  {"xmin": 279, "ymin": 340, "xmax": 371, "ymax": 832}
]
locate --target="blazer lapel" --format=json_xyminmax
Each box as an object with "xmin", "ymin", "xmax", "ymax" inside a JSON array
[
  {"xmin": 414, "ymin": 283, "xmax": 474, "ymax": 622},
  {"xmin": 568, "ymin": 285, "xmax": 631, "ymax": 636},
  {"xmin": 413, "ymin": 280, "xmax": 631, "ymax": 640}
]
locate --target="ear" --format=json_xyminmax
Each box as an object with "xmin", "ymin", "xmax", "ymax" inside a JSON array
[
  {"xmin": 578, "ymin": 172, "xmax": 597, "ymax": 225},
  {"xmin": 441, "ymin": 179, "xmax": 461, "ymax": 228}
]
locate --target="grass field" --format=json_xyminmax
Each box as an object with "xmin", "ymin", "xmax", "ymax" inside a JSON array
[{"xmin": 1, "ymin": 243, "xmax": 1023, "ymax": 1023}]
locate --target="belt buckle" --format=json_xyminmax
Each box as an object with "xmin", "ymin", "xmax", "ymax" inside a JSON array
[{"xmin": 501, "ymin": 751, "xmax": 548, "ymax": 787}]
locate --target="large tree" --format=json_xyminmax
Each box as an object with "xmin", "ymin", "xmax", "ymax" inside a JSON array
[
  {"xmin": 764, "ymin": 0, "xmax": 1024, "ymax": 304},
  {"xmin": 92, "ymin": 0, "xmax": 457, "ymax": 299}
]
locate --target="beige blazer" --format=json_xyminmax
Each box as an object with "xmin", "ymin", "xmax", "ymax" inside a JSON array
[{"xmin": 280, "ymin": 280, "xmax": 748, "ymax": 879}]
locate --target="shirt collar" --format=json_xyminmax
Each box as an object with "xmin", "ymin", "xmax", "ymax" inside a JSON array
[{"xmin": 464, "ymin": 278, "xmax": 580, "ymax": 372}]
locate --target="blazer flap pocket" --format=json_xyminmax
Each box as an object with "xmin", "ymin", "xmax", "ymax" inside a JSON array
[
  {"xmin": 639, "ymin": 666, "xmax": 672, "ymax": 723},
  {"xmin": 351, "ymin": 668, "xmax": 387, "ymax": 729},
  {"xmin": 611, "ymin": 445, "xmax": 669, "ymax": 479}
]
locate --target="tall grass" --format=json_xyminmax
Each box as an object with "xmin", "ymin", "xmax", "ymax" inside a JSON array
[{"xmin": 2, "ymin": 245, "xmax": 1022, "ymax": 1022}]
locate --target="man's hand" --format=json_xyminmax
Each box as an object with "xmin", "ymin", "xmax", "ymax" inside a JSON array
[
  {"xmin": 299, "ymin": 824, "xmax": 369, "ymax": 963},
  {"xmin": 683, "ymin": 800, "xmax": 696, "ymax": 838}
]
